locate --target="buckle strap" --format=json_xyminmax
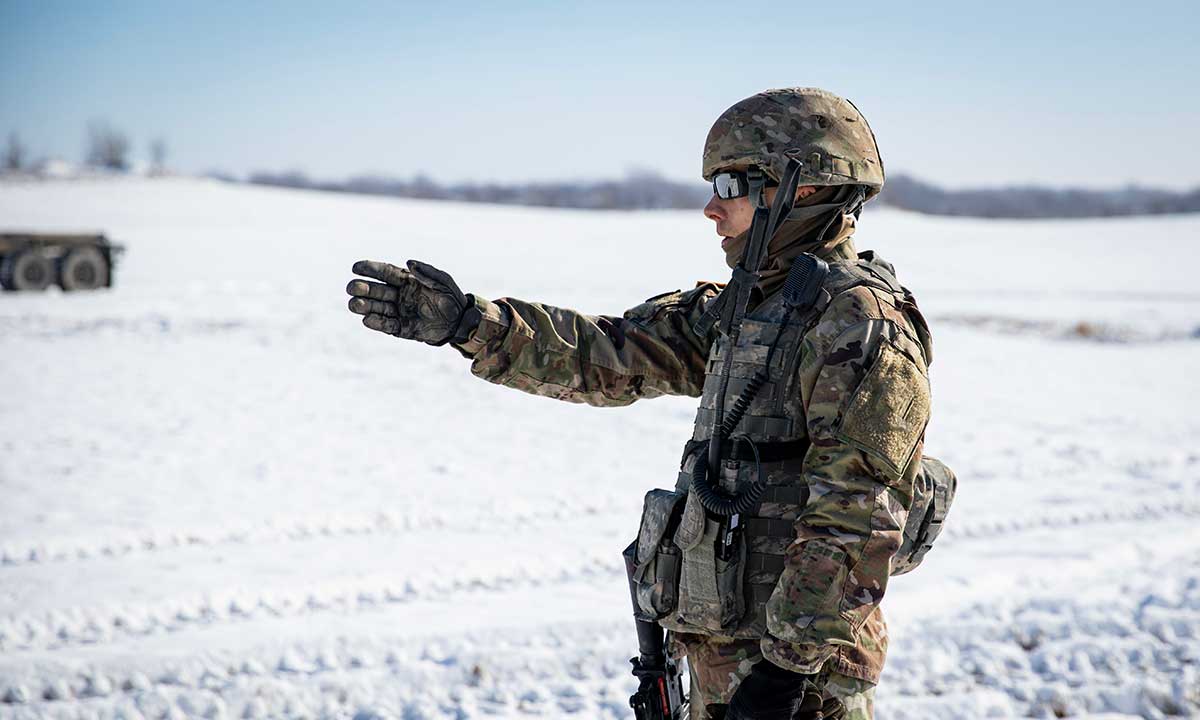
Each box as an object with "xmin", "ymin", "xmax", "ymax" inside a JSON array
[
  {"xmin": 722, "ymin": 437, "xmax": 809, "ymax": 463},
  {"xmin": 759, "ymin": 485, "xmax": 807, "ymax": 506},
  {"xmin": 692, "ymin": 410, "xmax": 793, "ymax": 439},
  {"xmin": 743, "ymin": 517, "xmax": 797, "ymax": 539},
  {"xmin": 681, "ymin": 437, "xmax": 809, "ymax": 467},
  {"xmin": 746, "ymin": 552, "xmax": 786, "ymax": 574},
  {"xmin": 749, "ymin": 583, "xmax": 777, "ymax": 605},
  {"xmin": 693, "ymin": 290, "xmax": 729, "ymax": 337}
]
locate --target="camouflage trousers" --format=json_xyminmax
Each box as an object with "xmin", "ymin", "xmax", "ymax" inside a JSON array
[{"xmin": 672, "ymin": 634, "xmax": 874, "ymax": 720}]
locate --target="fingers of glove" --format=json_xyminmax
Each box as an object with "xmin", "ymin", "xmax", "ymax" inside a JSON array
[
  {"xmin": 407, "ymin": 259, "xmax": 465, "ymax": 298},
  {"xmin": 362, "ymin": 313, "xmax": 402, "ymax": 336},
  {"xmin": 347, "ymin": 297, "xmax": 397, "ymax": 317},
  {"xmin": 352, "ymin": 260, "xmax": 411, "ymax": 286},
  {"xmin": 818, "ymin": 697, "xmax": 847, "ymax": 720},
  {"xmin": 790, "ymin": 688, "xmax": 826, "ymax": 719},
  {"xmin": 346, "ymin": 278, "xmax": 398, "ymax": 302}
]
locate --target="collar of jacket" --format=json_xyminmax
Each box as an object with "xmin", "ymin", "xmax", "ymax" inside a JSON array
[
  {"xmin": 746, "ymin": 225, "xmax": 858, "ymax": 307},
  {"xmin": 724, "ymin": 186, "xmax": 860, "ymax": 300}
]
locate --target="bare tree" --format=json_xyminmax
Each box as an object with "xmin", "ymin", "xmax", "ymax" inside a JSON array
[
  {"xmin": 85, "ymin": 121, "xmax": 131, "ymax": 170},
  {"xmin": 150, "ymin": 138, "xmax": 167, "ymax": 175},
  {"xmin": 5, "ymin": 132, "xmax": 25, "ymax": 171}
]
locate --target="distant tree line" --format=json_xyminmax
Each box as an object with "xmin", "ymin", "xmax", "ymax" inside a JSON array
[
  {"xmin": 4, "ymin": 123, "xmax": 167, "ymax": 174},
  {"xmin": 246, "ymin": 169, "xmax": 707, "ymax": 211},
  {"xmin": 880, "ymin": 174, "xmax": 1200, "ymax": 219},
  {"xmin": 245, "ymin": 169, "xmax": 1200, "ymax": 219}
]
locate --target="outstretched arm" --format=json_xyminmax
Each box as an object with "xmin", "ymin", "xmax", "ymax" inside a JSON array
[
  {"xmin": 347, "ymin": 259, "xmax": 722, "ymax": 408},
  {"xmin": 456, "ymin": 285, "xmax": 721, "ymax": 407}
]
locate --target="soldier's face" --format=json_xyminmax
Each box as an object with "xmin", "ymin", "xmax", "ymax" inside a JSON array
[
  {"xmin": 704, "ymin": 182, "xmax": 819, "ymax": 249},
  {"xmin": 704, "ymin": 192, "xmax": 756, "ymax": 246}
]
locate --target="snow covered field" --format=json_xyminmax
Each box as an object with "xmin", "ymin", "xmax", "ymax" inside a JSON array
[{"xmin": 1, "ymin": 177, "xmax": 1197, "ymax": 720}]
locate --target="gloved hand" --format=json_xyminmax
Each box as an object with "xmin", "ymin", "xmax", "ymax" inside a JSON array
[
  {"xmin": 346, "ymin": 259, "xmax": 480, "ymax": 346},
  {"xmin": 725, "ymin": 661, "xmax": 844, "ymax": 720}
]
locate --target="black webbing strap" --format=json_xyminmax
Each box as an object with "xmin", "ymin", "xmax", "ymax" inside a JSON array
[
  {"xmin": 758, "ymin": 485, "xmax": 807, "ymax": 506},
  {"xmin": 691, "ymin": 410, "xmax": 793, "ymax": 439},
  {"xmin": 682, "ymin": 437, "xmax": 809, "ymax": 466},
  {"xmin": 693, "ymin": 289, "xmax": 729, "ymax": 337},
  {"xmin": 750, "ymin": 583, "xmax": 777, "ymax": 606},
  {"xmin": 746, "ymin": 552, "xmax": 786, "ymax": 575},
  {"xmin": 743, "ymin": 517, "xmax": 798, "ymax": 539},
  {"xmin": 721, "ymin": 437, "xmax": 809, "ymax": 463}
]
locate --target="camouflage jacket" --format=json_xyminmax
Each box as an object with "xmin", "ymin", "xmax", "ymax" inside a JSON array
[{"xmin": 455, "ymin": 237, "xmax": 931, "ymax": 684}]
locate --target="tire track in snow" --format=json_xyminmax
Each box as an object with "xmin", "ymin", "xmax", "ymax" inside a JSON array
[
  {"xmin": 0, "ymin": 548, "xmax": 625, "ymax": 655},
  {"xmin": 0, "ymin": 313, "xmax": 261, "ymax": 340},
  {"xmin": 931, "ymin": 313, "xmax": 1200, "ymax": 344},
  {"xmin": 0, "ymin": 620, "xmax": 634, "ymax": 718},
  {"xmin": 0, "ymin": 497, "xmax": 629, "ymax": 569},
  {"xmin": 937, "ymin": 499, "xmax": 1200, "ymax": 545}
]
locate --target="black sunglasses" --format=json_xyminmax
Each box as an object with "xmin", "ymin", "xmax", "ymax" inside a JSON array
[{"xmin": 711, "ymin": 170, "xmax": 776, "ymax": 200}]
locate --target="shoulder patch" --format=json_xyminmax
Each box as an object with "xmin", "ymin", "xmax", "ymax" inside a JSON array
[{"xmin": 836, "ymin": 339, "xmax": 930, "ymax": 479}]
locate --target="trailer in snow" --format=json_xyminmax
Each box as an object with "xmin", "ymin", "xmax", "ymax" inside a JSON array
[{"xmin": 0, "ymin": 232, "xmax": 124, "ymax": 291}]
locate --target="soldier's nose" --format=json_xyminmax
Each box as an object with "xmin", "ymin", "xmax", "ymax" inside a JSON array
[{"xmin": 703, "ymin": 195, "xmax": 724, "ymax": 222}]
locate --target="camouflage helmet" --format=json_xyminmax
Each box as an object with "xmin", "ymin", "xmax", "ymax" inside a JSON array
[{"xmin": 702, "ymin": 87, "xmax": 885, "ymax": 200}]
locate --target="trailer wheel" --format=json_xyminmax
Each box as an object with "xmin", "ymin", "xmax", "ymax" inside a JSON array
[
  {"xmin": 1, "ymin": 249, "xmax": 54, "ymax": 291},
  {"xmin": 59, "ymin": 247, "xmax": 110, "ymax": 291}
]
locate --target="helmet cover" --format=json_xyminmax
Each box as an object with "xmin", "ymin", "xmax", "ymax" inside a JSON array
[{"xmin": 702, "ymin": 87, "xmax": 885, "ymax": 200}]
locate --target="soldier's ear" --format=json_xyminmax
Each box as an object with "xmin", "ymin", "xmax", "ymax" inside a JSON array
[{"xmin": 794, "ymin": 185, "xmax": 819, "ymax": 201}]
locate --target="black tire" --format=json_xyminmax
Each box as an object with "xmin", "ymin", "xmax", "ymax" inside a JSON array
[
  {"xmin": 59, "ymin": 247, "xmax": 109, "ymax": 291},
  {"xmin": 1, "ymin": 249, "xmax": 54, "ymax": 291}
]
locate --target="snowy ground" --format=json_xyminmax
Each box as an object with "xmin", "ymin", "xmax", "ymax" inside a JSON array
[{"xmin": 1, "ymin": 177, "xmax": 1197, "ymax": 720}]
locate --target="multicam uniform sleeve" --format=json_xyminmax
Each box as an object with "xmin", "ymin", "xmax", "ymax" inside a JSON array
[
  {"xmin": 453, "ymin": 284, "xmax": 721, "ymax": 407},
  {"xmin": 761, "ymin": 285, "xmax": 931, "ymax": 674}
]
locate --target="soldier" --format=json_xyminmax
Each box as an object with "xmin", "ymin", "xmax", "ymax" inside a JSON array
[{"xmin": 347, "ymin": 88, "xmax": 937, "ymax": 720}]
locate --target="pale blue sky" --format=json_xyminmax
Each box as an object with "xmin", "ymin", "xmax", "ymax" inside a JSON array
[{"xmin": 3, "ymin": 0, "xmax": 1198, "ymax": 189}]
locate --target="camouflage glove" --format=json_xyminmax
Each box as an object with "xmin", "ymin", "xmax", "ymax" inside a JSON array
[
  {"xmin": 724, "ymin": 661, "xmax": 844, "ymax": 720},
  {"xmin": 346, "ymin": 259, "xmax": 481, "ymax": 346}
]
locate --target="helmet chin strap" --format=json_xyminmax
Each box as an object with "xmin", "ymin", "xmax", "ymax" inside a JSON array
[
  {"xmin": 733, "ymin": 167, "xmax": 770, "ymax": 293},
  {"xmin": 748, "ymin": 167, "xmax": 769, "ymax": 212}
]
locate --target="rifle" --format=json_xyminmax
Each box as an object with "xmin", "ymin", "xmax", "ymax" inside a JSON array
[{"xmin": 623, "ymin": 542, "xmax": 686, "ymax": 719}]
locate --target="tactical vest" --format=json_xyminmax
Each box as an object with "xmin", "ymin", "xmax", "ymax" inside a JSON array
[{"xmin": 629, "ymin": 252, "xmax": 952, "ymax": 639}]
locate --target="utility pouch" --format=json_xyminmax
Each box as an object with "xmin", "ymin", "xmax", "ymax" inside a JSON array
[
  {"xmin": 673, "ymin": 491, "xmax": 747, "ymax": 632},
  {"xmin": 892, "ymin": 455, "xmax": 957, "ymax": 576},
  {"xmin": 632, "ymin": 489, "xmax": 686, "ymax": 619}
]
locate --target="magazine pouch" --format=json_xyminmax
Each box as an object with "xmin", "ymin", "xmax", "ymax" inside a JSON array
[
  {"xmin": 673, "ymin": 490, "xmax": 747, "ymax": 631},
  {"xmin": 631, "ymin": 489, "xmax": 686, "ymax": 619}
]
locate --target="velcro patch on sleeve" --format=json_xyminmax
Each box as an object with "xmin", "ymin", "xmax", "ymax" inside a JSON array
[
  {"xmin": 836, "ymin": 339, "xmax": 930, "ymax": 479},
  {"xmin": 623, "ymin": 289, "xmax": 684, "ymax": 323}
]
